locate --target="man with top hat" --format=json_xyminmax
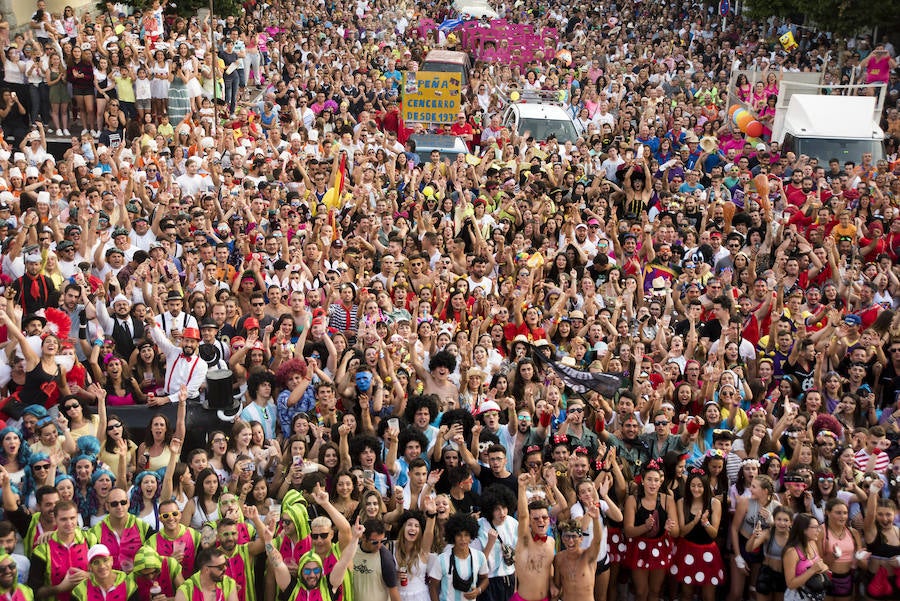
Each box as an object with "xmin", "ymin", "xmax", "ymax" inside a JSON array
[
  {"xmin": 28, "ymin": 500, "xmax": 95, "ymax": 601},
  {"xmin": 145, "ymin": 307, "xmax": 207, "ymax": 405},
  {"xmin": 154, "ymin": 290, "xmax": 199, "ymax": 339},
  {"xmin": 0, "ymin": 550, "xmax": 33, "ymax": 601},
  {"xmin": 70, "ymin": 544, "xmax": 138, "ymax": 601}
]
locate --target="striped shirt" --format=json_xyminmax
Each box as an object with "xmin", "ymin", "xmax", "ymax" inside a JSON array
[{"xmin": 328, "ymin": 303, "xmax": 359, "ymax": 335}]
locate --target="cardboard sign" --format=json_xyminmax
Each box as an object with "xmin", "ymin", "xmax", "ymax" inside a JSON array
[{"xmin": 402, "ymin": 71, "xmax": 462, "ymax": 124}]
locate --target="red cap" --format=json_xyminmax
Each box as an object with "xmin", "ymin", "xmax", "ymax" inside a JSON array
[
  {"xmin": 181, "ymin": 327, "xmax": 201, "ymax": 340},
  {"xmin": 244, "ymin": 317, "xmax": 260, "ymax": 330}
]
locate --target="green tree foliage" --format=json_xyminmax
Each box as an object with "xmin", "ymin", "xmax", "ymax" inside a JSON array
[{"xmin": 744, "ymin": 0, "xmax": 898, "ymax": 38}]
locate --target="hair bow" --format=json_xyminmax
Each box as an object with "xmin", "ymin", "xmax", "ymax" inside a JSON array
[
  {"xmin": 645, "ymin": 458, "xmax": 663, "ymax": 471},
  {"xmin": 690, "ymin": 467, "xmax": 706, "ymax": 475},
  {"xmin": 573, "ymin": 446, "xmax": 588, "ymax": 456},
  {"xmin": 552, "ymin": 435, "xmax": 569, "ymax": 445}
]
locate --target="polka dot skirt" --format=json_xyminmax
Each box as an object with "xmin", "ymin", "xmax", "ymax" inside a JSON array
[
  {"xmin": 669, "ymin": 539, "xmax": 725, "ymax": 586},
  {"xmin": 625, "ymin": 536, "xmax": 673, "ymax": 571}
]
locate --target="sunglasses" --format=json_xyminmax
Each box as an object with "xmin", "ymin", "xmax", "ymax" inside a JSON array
[
  {"xmin": 160, "ymin": 511, "xmax": 180, "ymax": 519},
  {"xmin": 366, "ymin": 538, "xmax": 385, "ymax": 546},
  {"xmin": 107, "ymin": 423, "xmax": 122, "ymax": 430},
  {"xmin": 818, "ymin": 477, "xmax": 834, "ymax": 484},
  {"xmin": 207, "ymin": 563, "xmax": 227, "ymax": 572},
  {"xmin": 65, "ymin": 403, "xmax": 80, "ymax": 411},
  {"xmin": 310, "ymin": 532, "xmax": 331, "ymax": 540},
  {"xmin": 33, "ymin": 463, "xmax": 51, "ymax": 471},
  {"xmin": 109, "ymin": 499, "xmax": 128, "ymax": 507},
  {"xmin": 568, "ymin": 407, "xmax": 584, "ymax": 413},
  {"xmin": 0, "ymin": 564, "xmax": 15, "ymax": 573},
  {"xmin": 654, "ymin": 421, "xmax": 669, "ymax": 427},
  {"xmin": 302, "ymin": 567, "xmax": 323, "ymax": 576}
]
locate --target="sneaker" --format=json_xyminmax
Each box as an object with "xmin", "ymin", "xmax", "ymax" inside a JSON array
[
  {"xmin": 92, "ymin": 130, "xmax": 100, "ymax": 138},
  {"xmin": 56, "ymin": 129, "xmax": 63, "ymax": 136},
  {"xmin": 62, "ymin": 128, "xmax": 70, "ymax": 136}
]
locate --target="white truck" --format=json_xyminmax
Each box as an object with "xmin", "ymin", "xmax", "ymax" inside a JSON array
[{"xmin": 771, "ymin": 81, "xmax": 886, "ymax": 163}]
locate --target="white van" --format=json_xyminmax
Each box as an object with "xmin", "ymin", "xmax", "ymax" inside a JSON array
[{"xmin": 501, "ymin": 102, "xmax": 579, "ymax": 144}]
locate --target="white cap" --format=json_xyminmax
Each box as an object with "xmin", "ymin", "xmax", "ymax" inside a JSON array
[
  {"xmin": 0, "ymin": 149, "xmax": 10, "ymax": 161},
  {"xmin": 200, "ymin": 137, "xmax": 216, "ymax": 150},
  {"xmin": 87, "ymin": 544, "xmax": 111, "ymax": 563},
  {"xmin": 290, "ymin": 132, "xmax": 302, "ymax": 141},
  {"xmin": 112, "ymin": 294, "xmax": 131, "ymax": 306},
  {"xmin": 24, "ymin": 254, "xmax": 42, "ymax": 264},
  {"xmin": 13, "ymin": 152, "xmax": 25, "ymax": 163},
  {"xmin": 73, "ymin": 154, "xmax": 87, "ymax": 168},
  {"xmin": 91, "ymin": 167, "xmax": 103, "ymax": 178},
  {"xmin": 308, "ymin": 130, "xmax": 319, "ymax": 142},
  {"xmin": 26, "ymin": 166, "xmax": 40, "ymax": 179},
  {"xmin": 478, "ymin": 400, "xmax": 501, "ymax": 414},
  {"xmin": 37, "ymin": 191, "xmax": 50, "ymax": 204},
  {"xmin": 97, "ymin": 145, "xmax": 109, "ymax": 154},
  {"xmin": 8, "ymin": 167, "xmax": 22, "ymax": 179}
]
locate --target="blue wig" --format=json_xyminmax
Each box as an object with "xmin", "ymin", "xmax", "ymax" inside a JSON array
[
  {"xmin": 76, "ymin": 436, "xmax": 101, "ymax": 459},
  {"xmin": 0, "ymin": 427, "xmax": 31, "ymax": 467},
  {"xmin": 129, "ymin": 470, "xmax": 161, "ymax": 516},
  {"xmin": 22, "ymin": 452, "xmax": 51, "ymax": 499}
]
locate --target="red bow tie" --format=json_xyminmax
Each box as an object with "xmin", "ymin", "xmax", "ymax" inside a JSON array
[{"xmin": 533, "ymin": 534, "xmax": 548, "ymax": 543}]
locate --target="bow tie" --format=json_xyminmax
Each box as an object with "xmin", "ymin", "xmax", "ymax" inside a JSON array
[
  {"xmin": 179, "ymin": 354, "xmax": 193, "ymax": 360},
  {"xmin": 533, "ymin": 534, "xmax": 548, "ymax": 543}
]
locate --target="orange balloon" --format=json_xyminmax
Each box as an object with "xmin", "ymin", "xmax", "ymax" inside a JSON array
[
  {"xmin": 728, "ymin": 104, "xmax": 742, "ymax": 118},
  {"xmin": 736, "ymin": 111, "xmax": 754, "ymax": 132},
  {"xmin": 745, "ymin": 120, "xmax": 764, "ymax": 138}
]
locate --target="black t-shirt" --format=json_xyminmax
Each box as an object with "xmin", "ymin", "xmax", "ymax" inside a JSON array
[
  {"xmin": 477, "ymin": 469, "xmax": 518, "ymax": 501},
  {"xmin": 449, "ymin": 490, "xmax": 481, "ymax": 516}
]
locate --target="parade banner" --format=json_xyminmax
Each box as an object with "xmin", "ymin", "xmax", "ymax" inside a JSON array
[{"xmin": 402, "ymin": 71, "xmax": 462, "ymax": 124}]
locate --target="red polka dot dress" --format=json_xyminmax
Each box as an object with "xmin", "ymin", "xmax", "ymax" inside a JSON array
[
  {"xmin": 625, "ymin": 495, "xmax": 673, "ymax": 570},
  {"xmin": 670, "ymin": 507, "xmax": 725, "ymax": 587}
]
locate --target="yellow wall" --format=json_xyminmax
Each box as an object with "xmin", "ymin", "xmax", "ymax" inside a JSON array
[{"xmin": 5, "ymin": 0, "xmax": 95, "ymax": 31}]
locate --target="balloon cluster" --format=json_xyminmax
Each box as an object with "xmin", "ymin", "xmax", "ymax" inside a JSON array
[{"xmin": 729, "ymin": 105, "xmax": 763, "ymax": 139}]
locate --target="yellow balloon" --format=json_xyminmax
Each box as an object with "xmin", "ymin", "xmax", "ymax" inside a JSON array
[
  {"xmin": 510, "ymin": 91, "xmax": 520, "ymax": 102},
  {"xmin": 423, "ymin": 186, "xmax": 435, "ymax": 197}
]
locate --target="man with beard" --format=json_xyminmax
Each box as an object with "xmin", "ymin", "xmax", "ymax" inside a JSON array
[
  {"xmin": 147, "ymin": 500, "xmax": 201, "ymax": 579},
  {"xmin": 0, "ymin": 550, "xmax": 32, "ymax": 601},
  {"xmin": 174, "ymin": 549, "xmax": 237, "ymax": 601},
  {"xmin": 12, "ymin": 253, "xmax": 57, "ymax": 314},
  {"xmin": 216, "ymin": 507, "xmax": 267, "ymax": 601},
  {"xmin": 266, "ymin": 515, "xmax": 363, "ymax": 601},
  {"xmin": 95, "ymin": 289, "xmax": 144, "ymax": 361},
  {"xmin": 145, "ymin": 308, "xmax": 207, "ymax": 405}
]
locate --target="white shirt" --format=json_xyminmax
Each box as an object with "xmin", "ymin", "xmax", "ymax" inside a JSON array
[
  {"xmin": 473, "ymin": 516, "xmax": 517, "ymax": 577},
  {"xmin": 150, "ymin": 324, "xmax": 208, "ymax": 403},
  {"xmin": 428, "ymin": 548, "xmax": 489, "ymax": 601},
  {"xmin": 154, "ymin": 311, "xmax": 198, "ymax": 338}
]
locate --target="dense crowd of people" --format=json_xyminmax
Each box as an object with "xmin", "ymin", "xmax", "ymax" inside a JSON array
[{"xmin": 0, "ymin": 2, "xmax": 898, "ymax": 601}]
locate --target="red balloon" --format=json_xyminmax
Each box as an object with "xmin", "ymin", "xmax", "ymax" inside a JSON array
[{"xmin": 745, "ymin": 120, "xmax": 764, "ymax": 138}]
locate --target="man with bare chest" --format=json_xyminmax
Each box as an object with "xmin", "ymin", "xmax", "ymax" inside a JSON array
[
  {"xmin": 514, "ymin": 474, "xmax": 555, "ymax": 601},
  {"xmin": 408, "ymin": 344, "xmax": 459, "ymax": 409},
  {"xmin": 553, "ymin": 509, "xmax": 602, "ymax": 601}
]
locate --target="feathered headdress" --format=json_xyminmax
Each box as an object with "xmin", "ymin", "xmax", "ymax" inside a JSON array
[{"xmin": 42, "ymin": 308, "xmax": 72, "ymax": 340}]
